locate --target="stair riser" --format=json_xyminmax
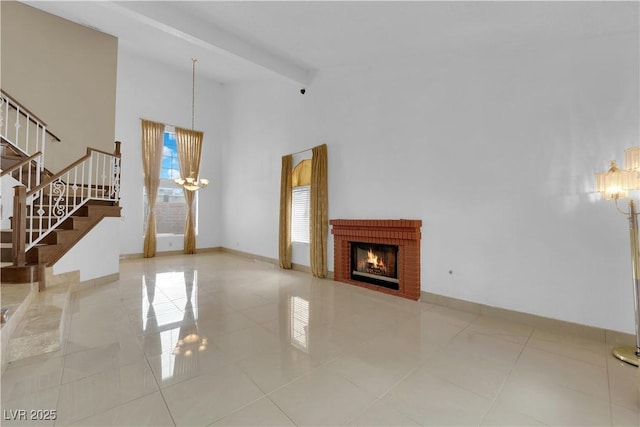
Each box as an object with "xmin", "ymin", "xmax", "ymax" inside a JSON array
[
  {"xmin": 7, "ymin": 218, "xmax": 99, "ymax": 248},
  {"xmin": 40, "ymin": 187, "xmax": 114, "ymax": 199},
  {"xmin": 41, "ymin": 230, "xmax": 77, "ymax": 246},
  {"xmin": 0, "ymin": 265, "xmax": 40, "ymax": 284},
  {"xmin": 37, "ymin": 196, "xmax": 92, "ymax": 205},
  {"xmin": 86, "ymin": 205, "xmax": 122, "ymax": 217},
  {"xmin": 13, "ymin": 216, "xmax": 92, "ymax": 232},
  {"xmin": 1, "ymin": 247, "xmax": 13, "ymax": 263},
  {"xmin": 19, "ymin": 205, "xmax": 119, "ymax": 225},
  {"xmin": 26, "ymin": 247, "xmax": 57, "ymax": 264},
  {"xmin": 27, "ymin": 205, "xmax": 88, "ymax": 217},
  {"xmin": 28, "ymin": 221, "xmax": 91, "ymax": 243},
  {"xmin": 9, "ymin": 199, "xmax": 120, "ymax": 266}
]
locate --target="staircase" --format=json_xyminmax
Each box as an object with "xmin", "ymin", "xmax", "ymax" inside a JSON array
[
  {"xmin": 0, "ymin": 90, "xmax": 121, "ymax": 284},
  {"xmin": 0, "ymin": 90, "xmax": 121, "ymax": 365},
  {"xmin": 1, "ymin": 198, "xmax": 121, "ymax": 281},
  {"xmin": 1, "ymin": 137, "xmax": 50, "ymax": 282}
]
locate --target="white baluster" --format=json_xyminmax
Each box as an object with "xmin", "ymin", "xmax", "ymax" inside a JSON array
[
  {"xmin": 101, "ymin": 153, "xmax": 107, "ymax": 199},
  {"xmin": 88, "ymin": 153, "xmax": 93, "ymax": 203},
  {"xmin": 40, "ymin": 126, "xmax": 47, "ymax": 170},
  {"xmin": 25, "ymin": 114, "xmax": 30, "ymax": 155},
  {"xmin": 0, "ymin": 96, "xmax": 5, "ymax": 133}
]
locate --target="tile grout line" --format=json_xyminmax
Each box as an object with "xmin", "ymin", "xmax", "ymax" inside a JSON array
[
  {"xmin": 263, "ymin": 394, "xmax": 300, "ymax": 427},
  {"xmin": 217, "ymin": 356, "xmax": 292, "ymax": 424},
  {"xmin": 476, "ymin": 326, "xmax": 544, "ymax": 427},
  {"xmin": 52, "ymin": 288, "xmax": 78, "ymax": 427},
  {"xmin": 10, "ymin": 252, "xmax": 631, "ymax": 426},
  {"xmin": 604, "ymin": 347, "xmax": 618, "ymax": 427},
  {"xmin": 338, "ymin": 334, "xmax": 463, "ymax": 427},
  {"xmin": 60, "ymin": 284, "xmax": 173, "ymax": 426},
  {"xmin": 138, "ymin": 284, "xmax": 178, "ymax": 427}
]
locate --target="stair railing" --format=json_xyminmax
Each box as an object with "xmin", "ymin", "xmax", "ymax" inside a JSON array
[
  {"xmin": 12, "ymin": 143, "xmax": 121, "ymax": 265},
  {"xmin": 0, "ymin": 151, "xmax": 44, "ymax": 190},
  {"xmin": 0, "ymin": 89, "xmax": 61, "ymax": 154},
  {"xmin": 1, "ymin": 90, "xmax": 60, "ymax": 192}
]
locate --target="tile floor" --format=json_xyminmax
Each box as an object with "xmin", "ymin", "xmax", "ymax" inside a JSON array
[{"xmin": 1, "ymin": 252, "xmax": 639, "ymax": 426}]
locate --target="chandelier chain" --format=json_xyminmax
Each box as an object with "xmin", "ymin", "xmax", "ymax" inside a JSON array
[{"xmin": 191, "ymin": 58, "xmax": 197, "ymax": 130}]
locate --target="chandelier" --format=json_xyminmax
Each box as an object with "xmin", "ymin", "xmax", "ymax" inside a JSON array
[
  {"xmin": 175, "ymin": 174, "xmax": 209, "ymax": 192},
  {"xmin": 175, "ymin": 57, "xmax": 209, "ymax": 192}
]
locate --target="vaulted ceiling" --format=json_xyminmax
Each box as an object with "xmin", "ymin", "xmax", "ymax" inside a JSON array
[{"xmin": 23, "ymin": 1, "xmax": 639, "ymax": 86}]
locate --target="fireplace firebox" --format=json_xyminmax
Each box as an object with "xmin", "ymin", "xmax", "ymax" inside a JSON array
[{"xmin": 351, "ymin": 242, "xmax": 399, "ymax": 290}]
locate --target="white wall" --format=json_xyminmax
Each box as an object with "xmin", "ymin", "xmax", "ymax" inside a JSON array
[
  {"xmin": 54, "ymin": 218, "xmax": 120, "ymax": 281},
  {"xmin": 115, "ymin": 49, "xmax": 225, "ymax": 256},
  {"xmin": 1, "ymin": 1, "xmax": 118, "ymax": 173},
  {"xmin": 221, "ymin": 33, "xmax": 639, "ymax": 333}
]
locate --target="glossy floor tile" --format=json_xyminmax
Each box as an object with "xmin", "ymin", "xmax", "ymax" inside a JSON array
[{"xmin": 1, "ymin": 252, "xmax": 639, "ymax": 426}]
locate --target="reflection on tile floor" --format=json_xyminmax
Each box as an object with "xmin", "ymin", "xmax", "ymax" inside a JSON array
[{"xmin": 1, "ymin": 252, "xmax": 639, "ymax": 426}]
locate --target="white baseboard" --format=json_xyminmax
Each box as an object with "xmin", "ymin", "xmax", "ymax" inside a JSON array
[{"xmin": 421, "ymin": 291, "xmax": 634, "ymax": 344}]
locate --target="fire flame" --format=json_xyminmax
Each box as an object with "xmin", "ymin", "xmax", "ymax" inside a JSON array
[{"xmin": 367, "ymin": 248, "xmax": 385, "ymax": 270}]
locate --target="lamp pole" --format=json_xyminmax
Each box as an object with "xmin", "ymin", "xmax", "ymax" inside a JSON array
[
  {"xmin": 614, "ymin": 199, "xmax": 640, "ymax": 366},
  {"xmin": 597, "ymin": 157, "xmax": 640, "ymax": 367}
]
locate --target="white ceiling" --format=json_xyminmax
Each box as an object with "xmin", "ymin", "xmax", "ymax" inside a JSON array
[{"xmin": 22, "ymin": 1, "xmax": 639, "ymax": 86}]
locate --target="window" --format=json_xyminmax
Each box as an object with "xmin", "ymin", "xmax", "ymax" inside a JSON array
[
  {"xmin": 143, "ymin": 130, "xmax": 197, "ymax": 235},
  {"xmin": 161, "ymin": 132, "xmax": 181, "ymax": 180},
  {"xmin": 291, "ymin": 159, "xmax": 312, "ymax": 244},
  {"xmin": 292, "ymin": 185, "xmax": 310, "ymax": 243}
]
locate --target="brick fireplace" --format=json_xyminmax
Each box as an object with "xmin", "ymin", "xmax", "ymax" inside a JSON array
[{"xmin": 330, "ymin": 219, "xmax": 422, "ymax": 300}]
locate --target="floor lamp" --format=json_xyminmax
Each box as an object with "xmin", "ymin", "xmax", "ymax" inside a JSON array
[{"xmin": 595, "ymin": 147, "xmax": 640, "ymax": 367}]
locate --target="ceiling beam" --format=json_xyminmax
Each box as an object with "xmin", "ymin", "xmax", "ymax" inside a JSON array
[{"xmin": 103, "ymin": 1, "xmax": 313, "ymax": 86}]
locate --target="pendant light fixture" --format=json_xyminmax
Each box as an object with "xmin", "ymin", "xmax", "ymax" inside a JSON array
[{"xmin": 174, "ymin": 58, "xmax": 209, "ymax": 191}]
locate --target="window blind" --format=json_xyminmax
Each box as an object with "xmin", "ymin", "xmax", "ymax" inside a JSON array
[{"xmin": 292, "ymin": 185, "xmax": 310, "ymax": 243}]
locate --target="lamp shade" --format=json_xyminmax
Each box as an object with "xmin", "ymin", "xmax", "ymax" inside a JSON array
[
  {"xmin": 625, "ymin": 146, "xmax": 640, "ymax": 172},
  {"xmin": 595, "ymin": 160, "xmax": 639, "ymax": 199}
]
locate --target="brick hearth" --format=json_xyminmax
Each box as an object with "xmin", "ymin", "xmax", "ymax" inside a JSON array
[{"xmin": 330, "ymin": 219, "xmax": 422, "ymax": 300}]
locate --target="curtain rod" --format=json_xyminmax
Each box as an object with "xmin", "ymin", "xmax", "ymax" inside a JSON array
[
  {"xmin": 139, "ymin": 118, "xmax": 201, "ymax": 132},
  {"xmin": 289, "ymin": 146, "xmax": 316, "ymax": 156}
]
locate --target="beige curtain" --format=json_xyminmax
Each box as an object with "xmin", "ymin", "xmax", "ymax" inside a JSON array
[
  {"xmin": 279, "ymin": 155, "xmax": 293, "ymax": 269},
  {"xmin": 141, "ymin": 120, "xmax": 165, "ymax": 258},
  {"xmin": 310, "ymin": 144, "xmax": 328, "ymax": 278},
  {"xmin": 175, "ymin": 127, "xmax": 204, "ymax": 254}
]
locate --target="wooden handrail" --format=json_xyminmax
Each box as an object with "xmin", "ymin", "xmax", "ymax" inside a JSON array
[
  {"xmin": 27, "ymin": 152, "xmax": 91, "ymax": 197},
  {"xmin": 0, "ymin": 151, "xmax": 42, "ymax": 177},
  {"xmin": 26, "ymin": 147, "xmax": 119, "ymax": 197},
  {"xmin": 88, "ymin": 146, "xmax": 121, "ymax": 158},
  {"xmin": 0, "ymin": 89, "xmax": 62, "ymax": 142}
]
